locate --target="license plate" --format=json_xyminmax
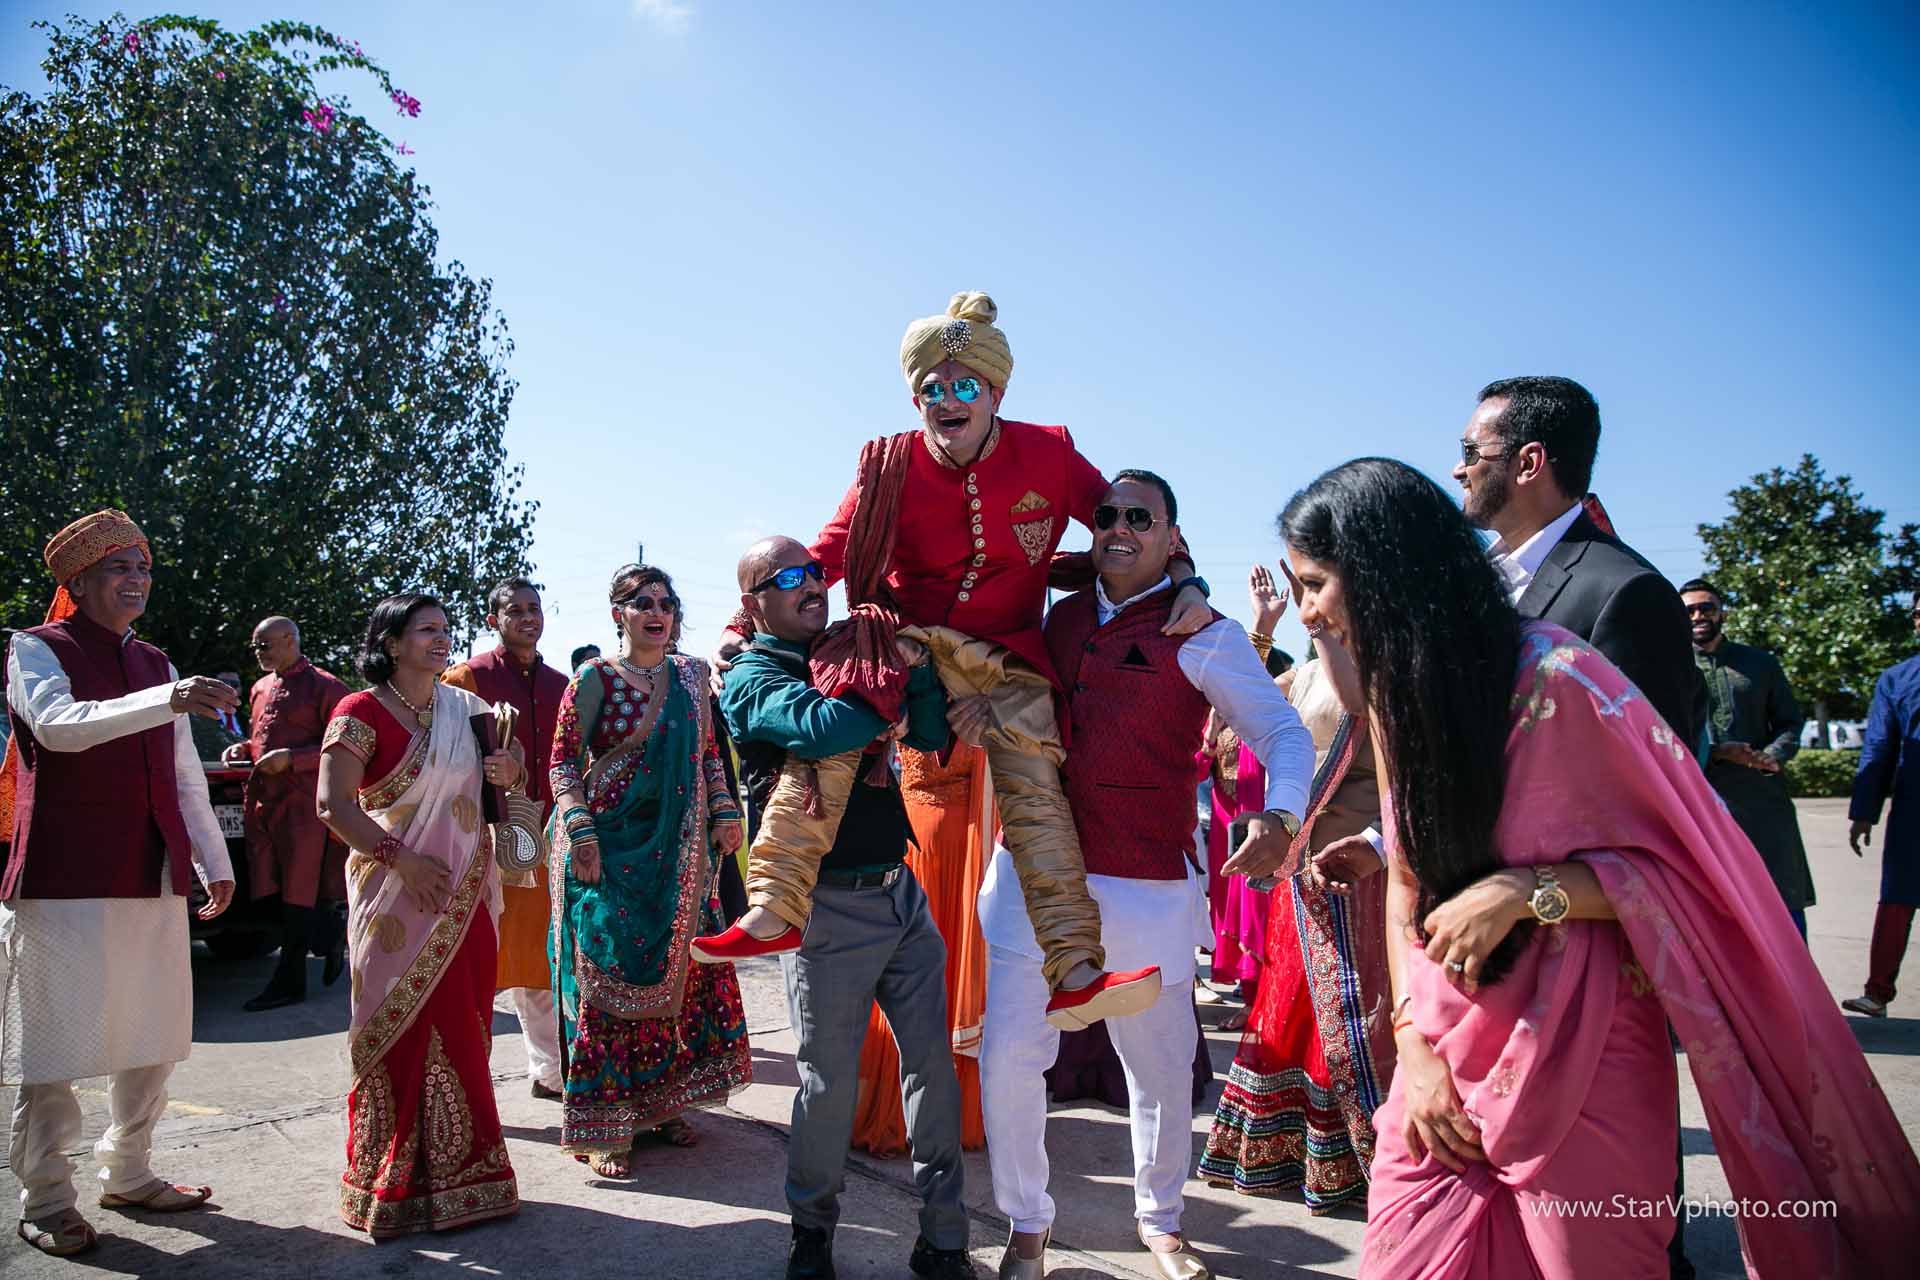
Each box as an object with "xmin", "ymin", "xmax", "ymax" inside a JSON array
[{"xmin": 215, "ymin": 805, "xmax": 245, "ymax": 839}]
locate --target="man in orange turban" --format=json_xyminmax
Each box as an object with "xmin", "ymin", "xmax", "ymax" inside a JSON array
[{"xmin": 3, "ymin": 510, "xmax": 239, "ymax": 1257}]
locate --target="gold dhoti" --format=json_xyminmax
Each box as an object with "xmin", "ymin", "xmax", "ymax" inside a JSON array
[{"xmin": 743, "ymin": 624, "xmax": 1104, "ymax": 989}]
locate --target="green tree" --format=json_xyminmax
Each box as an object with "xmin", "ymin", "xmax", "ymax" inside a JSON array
[
  {"xmin": 0, "ymin": 14, "xmax": 536, "ymax": 680},
  {"xmin": 1697, "ymin": 455, "xmax": 1917, "ymax": 735}
]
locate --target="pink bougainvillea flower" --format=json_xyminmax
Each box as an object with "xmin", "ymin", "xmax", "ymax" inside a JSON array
[
  {"xmin": 390, "ymin": 90, "xmax": 422, "ymax": 118},
  {"xmin": 214, "ymin": 70, "xmax": 226, "ymax": 81},
  {"xmin": 301, "ymin": 103, "xmax": 335, "ymax": 135},
  {"xmin": 396, "ymin": 141, "xmax": 415, "ymax": 156},
  {"xmin": 123, "ymin": 31, "xmax": 140, "ymax": 51}
]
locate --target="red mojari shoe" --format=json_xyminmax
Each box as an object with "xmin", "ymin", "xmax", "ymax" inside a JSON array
[
  {"xmin": 689, "ymin": 923, "xmax": 802, "ymax": 963},
  {"xmin": 1044, "ymin": 965, "xmax": 1162, "ymax": 1030}
]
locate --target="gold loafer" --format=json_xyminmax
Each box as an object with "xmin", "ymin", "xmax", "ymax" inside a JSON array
[
  {"xmin": 997, "ymin": 1227, "xmax": 1049, "ymax": 1279},
  {"xmin": 1138, "ymin": 1225, "xmax": 1211, "ymax": 1280}
]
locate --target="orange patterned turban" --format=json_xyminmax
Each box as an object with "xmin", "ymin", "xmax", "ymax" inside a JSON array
[{"xmin": 44, "ymin": 509, "xmax": 149, "ymax": 585}]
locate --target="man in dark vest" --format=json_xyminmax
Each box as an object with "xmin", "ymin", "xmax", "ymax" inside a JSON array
[
  {"xmin": 970, "ymin": 473, "xmax": 1313, "ymax": 1280},
  {"xmin": 1454, "ymin": 375, "xmax": 1705, "ymax": 1278},
  {"xmin": 223, "ymin": 614, "xmax": 350, "ymax": 1011},
  {"xmin": 3, "ymin": 510, "xmax": 238, "ymax": 1258},
  {"xmin": 715, "ymin": 536, "xmax": 971, "ymax": 1280},
  {"xmin": 442, "ymin": 577, "xmax": 570, "ymax": 1099}
]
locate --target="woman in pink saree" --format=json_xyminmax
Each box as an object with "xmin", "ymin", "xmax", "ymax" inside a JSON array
[{"xmin": 1277, "ymin": 460, "xmax": 1919, "ymax": 1278}]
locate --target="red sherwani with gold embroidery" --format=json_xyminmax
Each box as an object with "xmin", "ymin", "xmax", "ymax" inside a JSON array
[{"xmin": 811, "ymin": 420, "xmax": 1106, "ymax": 685}]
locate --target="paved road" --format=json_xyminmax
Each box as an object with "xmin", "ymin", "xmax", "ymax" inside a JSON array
[{"xmin": 2, "ymin": 798, "xmax": 1913, "ymax": 1277}]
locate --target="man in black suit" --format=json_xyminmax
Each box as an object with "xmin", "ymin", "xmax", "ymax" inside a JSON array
[
  {"xmin": 1454, "ymin": 374, "xmax": 1703, "ymax": 1280},
  {"xmin": 1455, "ymin": 375, "xmax": 1703, "ymax": 745}
]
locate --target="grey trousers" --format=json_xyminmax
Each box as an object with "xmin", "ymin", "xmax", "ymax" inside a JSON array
[{"xmin": 780, "ymin": 868, "xmax": 968, "ymax": 1250}]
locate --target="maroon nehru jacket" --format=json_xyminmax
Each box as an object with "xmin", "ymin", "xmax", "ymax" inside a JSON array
[
  {"xmin": 242, "ymin": 657, "xmax": 350, "ymax": 905},
  {"xmin": 442, "ymin": 646, "xmax": 568, "ymax": 807},
  {"xmin": 4, "ymin": 611, "xmax": 193, "ymax": 899},
  {"xmin": 1044, "ymin": 585, "xmax": 1219, "ymax": 880}
]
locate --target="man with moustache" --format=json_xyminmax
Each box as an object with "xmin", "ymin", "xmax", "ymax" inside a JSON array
[
  {"xmin": 1454, "ymin": 376, "xmax": 1703, "ymax": 747},
  {"xmin": 2, "ymin": 510, "xmax": 237, "ymax": 1257},
  {"xmin": 1454, "ymin": 377, "xmax": 1703, "ymax": 1278},
  {"xmin": 702, "ymin": 292, "xmax": 1211, "ymax": 1032},
  {"xmin": 968, "ymin": 473, "xmax": 1313, "ymax": 1280},
  {"xmin": 718, "ymin": 536, "xmax": 971, "ymax": 1280},
  {"xmin": 1679, "ymin": 580, "xmax": 1815, "ymax": 935},
  {"xmin": 441, "ymin": 578, "xmax": 569, "ymax": 1099},
  {"xmin": 221, "ymin": 615, "xmax": 351, "ymax": 1011}
]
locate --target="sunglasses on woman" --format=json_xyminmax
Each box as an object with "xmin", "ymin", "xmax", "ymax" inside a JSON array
[
  {"xmin": 750, "ymin": 561, "xmax": 826, "ymax": 593},
  {"xmin": 918, "ymin": 377, "xmax": 982, "ymax": 406},
  {"xmin": 1093, "ymin": 504, "xmax": 1163, "ymax": 533},
  {"xmin": 618, "ymin": 594, "xmax": 678, "ymax": 615}
]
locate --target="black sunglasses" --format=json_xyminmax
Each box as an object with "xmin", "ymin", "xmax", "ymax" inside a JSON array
[
  {"xmin": 617, "ymin": 593, "xmax": 679, "ymax": 615},
  {"xmin": 1093, "ymin": 504, "xmax": 1162, "ymax": 533},
  {"xmin": 1460, "ymin": 439, "xmax": 1513, "ymax": 467}
]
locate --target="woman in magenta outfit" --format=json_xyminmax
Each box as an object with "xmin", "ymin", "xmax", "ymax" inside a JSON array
[{"xmin": 1278, "ymin": 459, "xmax": 1919, "ymax": 1279}]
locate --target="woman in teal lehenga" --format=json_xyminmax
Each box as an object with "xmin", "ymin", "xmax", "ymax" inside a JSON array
[{"xmin": 547, "ymin": 565, "xmax": 750, "ymax": 1178}]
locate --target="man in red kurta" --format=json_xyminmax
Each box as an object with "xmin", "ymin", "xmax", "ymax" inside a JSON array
[
  {"xmin": 700, "ymin": 293, "xmax": 1211, "ymax": 1029},
  {"xmin": 441, "ymin": 578, "xmax": 569, "ymax": 1098},
  {"xmin": 223, "ymin": 615, "xmax": 349, "ymax": 1011}
]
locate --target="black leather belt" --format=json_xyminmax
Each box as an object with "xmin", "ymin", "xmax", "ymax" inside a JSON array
[{"xmin": 817, "ymin": 865, "xmax": 905, "ymax": 890}]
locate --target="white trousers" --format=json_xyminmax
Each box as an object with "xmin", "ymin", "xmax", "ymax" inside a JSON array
[
  {"xmin": 8, "ymin": 1063, "xmax": 172, "ymax": 1218},
  {"xmin": 978, "ymin": 849, "xmax": 1208, "ymax": 1237},
  {"xmin": 509, "ymin": 987, "xmax": 562, "ymax": 1090}
]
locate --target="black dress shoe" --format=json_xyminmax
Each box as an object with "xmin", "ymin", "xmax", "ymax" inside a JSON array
[
  {"xmin": 243, "ymin": 988, "xmax": 303, "ymax": 1012},
  {"xmin": 787, "ymin": 1224, "xmax": 835, "ymax": 1280},
  {"xmin": 909, "ymin": 1236, "xmax": 977, "ymax": 1279},
  {"xmin": 530, "ymin": 1080, "xmax": 562, "ymax": 1100},
  {"xmin": 322, "ymin": 939, "xmax": 346, "ymax": 987}
]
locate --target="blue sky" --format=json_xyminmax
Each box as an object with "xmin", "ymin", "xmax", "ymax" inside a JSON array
[{"xmin": 5, "ymin": 1, "xmax": 1916, "ymax": 666}]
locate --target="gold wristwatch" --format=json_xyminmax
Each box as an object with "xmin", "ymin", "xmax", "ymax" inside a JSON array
[
  {"xmin": 1263, "ymin": 809, "xmax": 1302, "ymax": 838},
  {"xmin": 1528, "ymin": 866, "xmax": 1571, "ymax": 924}
]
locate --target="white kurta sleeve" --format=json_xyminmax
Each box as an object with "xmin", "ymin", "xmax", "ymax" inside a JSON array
[
  {"xmin": 170, "ymin": 663, "xmax": 233, "ymax": 886},
  {"xmin": 6, "ymin": 632, "xmax": 176, "ymax": 751},
  {"xmin": 1176, "ymin": 617, "xmax": 1314, "ymax": 818}
]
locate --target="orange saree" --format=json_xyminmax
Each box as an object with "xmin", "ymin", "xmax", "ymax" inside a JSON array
[{"xmin": 850, "ymin": 742, "xmax": 990, "ymax": 1154}]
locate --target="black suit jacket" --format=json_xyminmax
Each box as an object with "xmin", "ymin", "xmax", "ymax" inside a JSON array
[{"xmin": 1515, "ymin": 512, "xmax": 1706, "ymax": 744}]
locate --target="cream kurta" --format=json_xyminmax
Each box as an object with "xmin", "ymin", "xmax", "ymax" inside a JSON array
[{"xmin": 2, "ymin": 631, "xmax": 231, "ymax": 1086}]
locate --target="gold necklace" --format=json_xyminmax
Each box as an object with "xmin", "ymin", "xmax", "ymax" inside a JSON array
[{"xmin": 385, "ymin": 679, "xmax": 433, "ymax": 729}]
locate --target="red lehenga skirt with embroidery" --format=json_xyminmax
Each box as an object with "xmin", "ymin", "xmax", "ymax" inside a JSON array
[{"xmin": 341, "ymin": 915, "xmax": 519, "ymax": 1237}]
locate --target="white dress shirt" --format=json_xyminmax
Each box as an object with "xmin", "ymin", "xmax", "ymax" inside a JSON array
[{"xmin": 1488, "ymin": 502, "xmax": 1582, "ymax": 604}]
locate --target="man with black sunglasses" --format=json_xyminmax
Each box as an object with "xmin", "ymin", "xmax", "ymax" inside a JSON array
[
  {"xmin": 963, "ymin": 471, "xmax": 1313, "ymax": 1280},
  {"xmin": 706, "ymin": 292, "xmax": 1209, "ymax": 1033},
  {"xmin": 713, "ymin": 535, "xmax": 972, "ymax": 1280}
]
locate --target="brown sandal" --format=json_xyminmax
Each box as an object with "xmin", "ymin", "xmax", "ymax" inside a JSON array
[
  {"xmin": 17, "ymin": 1208, "xmax": 98, "ymax": 1256},
  {"xmin": 99, "ymin": 1179, "xmax": 213, "ymax": 1212},
  {"xmin": 653, "ymin": 1117, "xmax": 698, "ymax": 1148},
  {"xmin": 579, "ymin": 1150, "xmax": 632, "ymax": 1179}
]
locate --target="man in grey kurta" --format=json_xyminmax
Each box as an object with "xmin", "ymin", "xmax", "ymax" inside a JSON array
[{"xmin": 1681, "ymin": 580, "xmax": 1814, "ymax": 934}]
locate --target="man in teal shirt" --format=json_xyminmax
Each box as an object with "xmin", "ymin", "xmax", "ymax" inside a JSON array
[{"xmin": 715, "ymin": 535, "xmax": 969, "ymax": 1280}]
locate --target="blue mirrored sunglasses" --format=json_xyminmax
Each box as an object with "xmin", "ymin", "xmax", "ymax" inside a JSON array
[
  {"xmin": 918, "ymin": 377, "xmax": 982, "ymax": 406},
  {"xmin": 750, "ymin": 561, "xmax": 826, "ymax": 593}
]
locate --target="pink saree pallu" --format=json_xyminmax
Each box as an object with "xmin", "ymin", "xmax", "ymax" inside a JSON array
[
  {"xmin": 328, "ymin": 683, "xmax": 518, "ymax": 1237},
  {"xmin": 1363, "ymin": 624, "xmax": 1920, "ymax": 1279}
]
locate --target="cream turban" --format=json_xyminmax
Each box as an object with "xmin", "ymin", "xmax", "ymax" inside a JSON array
[
  {"xmin": 44, "ymin": 509, "xmax": 149, "ymax": 583},
  {"xmin": 900, "ymin": 291, "xmax": 1013, "ymax": 394}
]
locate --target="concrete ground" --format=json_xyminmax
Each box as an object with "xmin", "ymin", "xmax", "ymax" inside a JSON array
[{"xmin": 2, "ymin": 797, "xmax": 1913, "ymax": 1278}]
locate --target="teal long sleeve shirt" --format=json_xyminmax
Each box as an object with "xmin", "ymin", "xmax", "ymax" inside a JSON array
[{"xmin": 718, "ymin": 635, "xmax": 949, "ymax": 757}]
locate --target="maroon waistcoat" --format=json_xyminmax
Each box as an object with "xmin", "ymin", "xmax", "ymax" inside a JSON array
[
  {"xmin": 457, "ymin": 646, "xmax": 568, "ymax": 807},
  {"xmin": 1045, "ymin": 586, "xmax": 1219, "ymax": 880},
  {"xmin": 5, "ymin": 613, "xmax": 192, "ymax": 899}
]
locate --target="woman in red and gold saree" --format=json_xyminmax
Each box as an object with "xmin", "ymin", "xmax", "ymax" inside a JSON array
[
  {"xmin": 1201, "ymin": 656, "xmax": 1391, "ymax": 1212},
  {"xmin": 318, "ymin": 594, "xmax": 520, "ymax": 1238},
  {"xmin": 1278, "ymin": 461, "xmax": 1920, "ymax": 1279},
  {"xmin": 548, "ymin": 566, "xmax": 750, "ymax": 1178}
]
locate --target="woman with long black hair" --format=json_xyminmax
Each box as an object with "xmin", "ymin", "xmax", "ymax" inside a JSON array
[{"xmin": 1276, "ymin": 459, "xmax": 1916, "ymax": 1278}]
